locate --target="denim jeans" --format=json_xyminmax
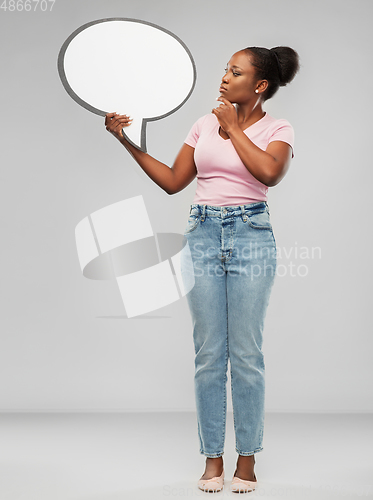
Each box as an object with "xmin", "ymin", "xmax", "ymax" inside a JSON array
[{"xmin": 180, "ymin": 201, "xmax": 277, "ymax": 458}]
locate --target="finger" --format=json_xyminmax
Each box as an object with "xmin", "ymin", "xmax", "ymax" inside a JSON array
[
  {"xmin": 211, "ymin": 109, "xmax": 222, "ymax": 120},
  {"xmin": 216, "ymin": 97, "xmax": 233, "ymax": 107},
  {"xmin": 106, "ymin": 117, "xmax": 119, "ymax": 131},
  {"xmin": 105, "ymin": 112, "xmax": 131, "ymax": 127},
  {"xmin": 109, "ymin": 114, "xmax": 127, "ymax": 124},
  {"xmin": 105, "ymin": 112, "xmax": 117, "ymax": 125},
  {"xmin": 111, "ymin": 114, "xmax": 131, "ymax": 122},
  {"xmin": 216, "ymin": 102, "xmax": 227, "ymax": 110},
  {"xmin": 120, "ymin": 120, "xmax": 132, "ymax": 128},
  {"xmin": 111, "ymin": 116, "xmax": 132, "ymax": 128}
]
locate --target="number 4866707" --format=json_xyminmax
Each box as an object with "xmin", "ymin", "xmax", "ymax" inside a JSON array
[{"xmin": 1, "ymin": 0, "xmax": 56, "ymax": 11}]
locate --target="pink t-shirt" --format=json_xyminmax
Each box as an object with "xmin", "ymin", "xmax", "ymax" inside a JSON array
[{"xmin": 184, "ymin": 112, "xmax": 294, "ymax": 206}]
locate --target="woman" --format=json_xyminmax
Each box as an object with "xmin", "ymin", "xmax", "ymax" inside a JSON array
[{"xmin": 105, "ymin": 45, "xmax": 299, "ymax": 493}]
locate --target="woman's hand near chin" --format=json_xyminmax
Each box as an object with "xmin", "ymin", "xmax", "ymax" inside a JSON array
[
  {"xmin": 105, "ymin": 112, "xmax": 133, "ymax": 142},
  {"xmin": 211, "ymin": 97, "xmax": 238, "ymax": 135}
]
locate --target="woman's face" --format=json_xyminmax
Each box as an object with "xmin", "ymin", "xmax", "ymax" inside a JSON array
[{"xmin": 219, "ymin": 50, "xmax": 260, "ymax": 104}]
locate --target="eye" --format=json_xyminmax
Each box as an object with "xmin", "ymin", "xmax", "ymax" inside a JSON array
[{"xmin": 224, "ymin": 67, "xmax": 241, "ymax": 77}]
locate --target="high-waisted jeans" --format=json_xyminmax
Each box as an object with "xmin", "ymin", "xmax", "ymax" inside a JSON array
[{"xmin": 180, "ymin": 201, "xmax": 277, "ymax": 458}]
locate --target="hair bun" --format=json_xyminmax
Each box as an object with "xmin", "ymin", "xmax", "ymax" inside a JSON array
[
  {"xmin": 244, "ymin": 45, "xmax": 300, "ymax": 100},
  {"xmin": 269, "ymin": 48, "xmax": 283, "ymax": 83},
  {"xmin": 270, "ymin": 46, "xmax": 299, "ymax": 86}
]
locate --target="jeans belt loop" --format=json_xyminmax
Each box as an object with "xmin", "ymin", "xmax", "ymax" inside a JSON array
[
  {"xmin": 240, "ymin": 205, "xmax": 248, "ymax": 222},
  {"xmin": 201, "ymin": 205, "xmax": 206, "ymax": 222}
]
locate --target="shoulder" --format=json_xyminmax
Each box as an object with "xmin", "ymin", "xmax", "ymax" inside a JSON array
[
  {"xmin": 191, "ymin": 113, "xmax": 218, "ymax": 130},
  {"xmin": 263, "ymin": 114, "xmax": 294, "ymax": 135},
  {"xmin": 185, "ymin": 113, "xmax": 218, "ymax": 148},
  {"xmin": 263, "ymin": 114, "xmax": 295, "ymax": 157},
  {"xmin": 185, "ymin": 114, "xmax": 217, "ymax": 140}
]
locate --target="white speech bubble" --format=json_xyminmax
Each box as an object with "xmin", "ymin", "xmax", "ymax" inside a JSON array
[{"xmin": 58, "ymin": 18, "xmax": 196, "ymax": 152}]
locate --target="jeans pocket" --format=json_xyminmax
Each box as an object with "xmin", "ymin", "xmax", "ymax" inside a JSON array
[
  {"xmin": 184, "ymin": 214, "xmax": 201, "ymax": 234},
  {"xmin": 246, "ymin": 208, "xmax": 272, "ymax": 229}
]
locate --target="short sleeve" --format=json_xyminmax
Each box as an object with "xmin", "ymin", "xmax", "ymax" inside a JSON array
[
  {"xmin": 268, "ymin": 119, "xmax": 295, "ymax": 158},
  {"xmin": 184, "ymin": 115, "xmax": 207, "ymax": 148}
]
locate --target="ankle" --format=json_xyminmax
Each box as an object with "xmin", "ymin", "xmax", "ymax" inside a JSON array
[
  {"xmin": 234, "ymin": 454, "xmax": 256, "ymax": 481},
  {"xmin": 206, "ymin": 456, "xmax": 223, "ymax": 462},
  {"xmin": 200, "ymin": 456, "xmax": 224, "ymax": 480},
  {"xmin": 237, "ymin": 454, "xmax": 255, "ymax": 463},
  {"xmin": 205, "ymin": 456, "xmax": 224, "ymax": 469}
]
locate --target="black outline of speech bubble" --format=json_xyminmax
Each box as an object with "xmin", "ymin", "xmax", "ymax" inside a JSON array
[{"xmin": 57, "ymin": 18, "xmax": 197, "ymax": 153}]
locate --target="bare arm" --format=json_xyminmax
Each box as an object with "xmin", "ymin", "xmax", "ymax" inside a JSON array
[
  {"xmin": 226, "ymin": 131, "xmax": 292, "ymax": 187},
  {"xmin": 105, "ymin": 112, "xmax": 197, "ymax": 195},
  {"xmin": 212, "ymin": 98, "xmax": 292, "ymax": 187}
]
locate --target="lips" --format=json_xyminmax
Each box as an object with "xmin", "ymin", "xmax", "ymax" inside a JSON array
[{"xmin": 219, "ymin": 86, "xmax": 227, "ymax": 92}]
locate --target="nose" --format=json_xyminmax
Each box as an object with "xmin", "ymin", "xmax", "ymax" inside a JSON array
[{"xmin": 222, "ymin": 72, "xmax": 229, "ymax": 83}]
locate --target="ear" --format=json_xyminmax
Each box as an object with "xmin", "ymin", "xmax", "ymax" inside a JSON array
[{"xmin": 256, "ymin": 79, "xmax": 268, "ymax": 94}]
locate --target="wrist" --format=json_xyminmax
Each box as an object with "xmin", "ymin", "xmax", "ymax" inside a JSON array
[
  {"xmin": 119, "ymin": 130, "xmax": 131, "ymax": 146},
  {"xmin": 225, "ymin": 123, "xmax": 241, "ymax": 137},
  {"xmin": 119, "ymin": 128, "xmax": 126, "ymax": 142}
]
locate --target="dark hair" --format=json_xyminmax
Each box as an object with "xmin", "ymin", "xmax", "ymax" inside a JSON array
[{"xmin": 244, "ymin": 46, "xmax": 300, "ymax": 101}]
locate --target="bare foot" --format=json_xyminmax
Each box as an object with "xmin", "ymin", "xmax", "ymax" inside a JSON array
[
  {"xmin": 233, "ymin": 454, "xmax": 257, "ymax": 481},
  {"xmin": 200, "ymin": 456, "xmax": 224, "ymax": 480}
]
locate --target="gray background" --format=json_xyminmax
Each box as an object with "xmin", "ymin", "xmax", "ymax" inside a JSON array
[{"xmin": 0, "ymin": 0, "xmax": 372, "ymax": 413}]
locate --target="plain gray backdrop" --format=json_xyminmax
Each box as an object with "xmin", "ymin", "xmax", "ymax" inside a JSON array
[{"xmin": 0, "ymin": 0, "xmax": 372, "ymax": 412}]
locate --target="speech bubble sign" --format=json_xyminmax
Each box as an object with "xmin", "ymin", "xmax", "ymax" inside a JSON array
[{"xmin": 58, "ymin": 18, "xmax": 196, "ymax": 152}]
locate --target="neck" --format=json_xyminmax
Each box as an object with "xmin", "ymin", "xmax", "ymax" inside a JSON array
[{"xmin": 235, "ymin": 100, "xmax": 265, "ymax": 125}]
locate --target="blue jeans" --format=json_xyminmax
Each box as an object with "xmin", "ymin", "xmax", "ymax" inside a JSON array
[{"xmin": 180, "ymin": 202, "xmax": 277, "ymax": 458}]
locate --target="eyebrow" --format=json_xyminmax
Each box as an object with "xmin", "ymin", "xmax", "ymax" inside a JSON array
[{"xmin": 227, "ymin": 64, "xmax": 244, "ymax": 71}]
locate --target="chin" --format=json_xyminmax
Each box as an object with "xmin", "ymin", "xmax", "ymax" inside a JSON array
[{"xmin": 223, "ymin": 95, "xmax": 234, "ymax": 103}]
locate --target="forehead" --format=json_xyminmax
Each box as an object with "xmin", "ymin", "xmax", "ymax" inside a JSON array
[{"xmin": 228, "ymin": 50, "xmax": 253, "ymax": 70}]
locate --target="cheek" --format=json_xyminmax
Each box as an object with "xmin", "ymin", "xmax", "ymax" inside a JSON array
[{"xmin": 237, "ymin": 81, "xmax": 251, "ymax": 96}]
